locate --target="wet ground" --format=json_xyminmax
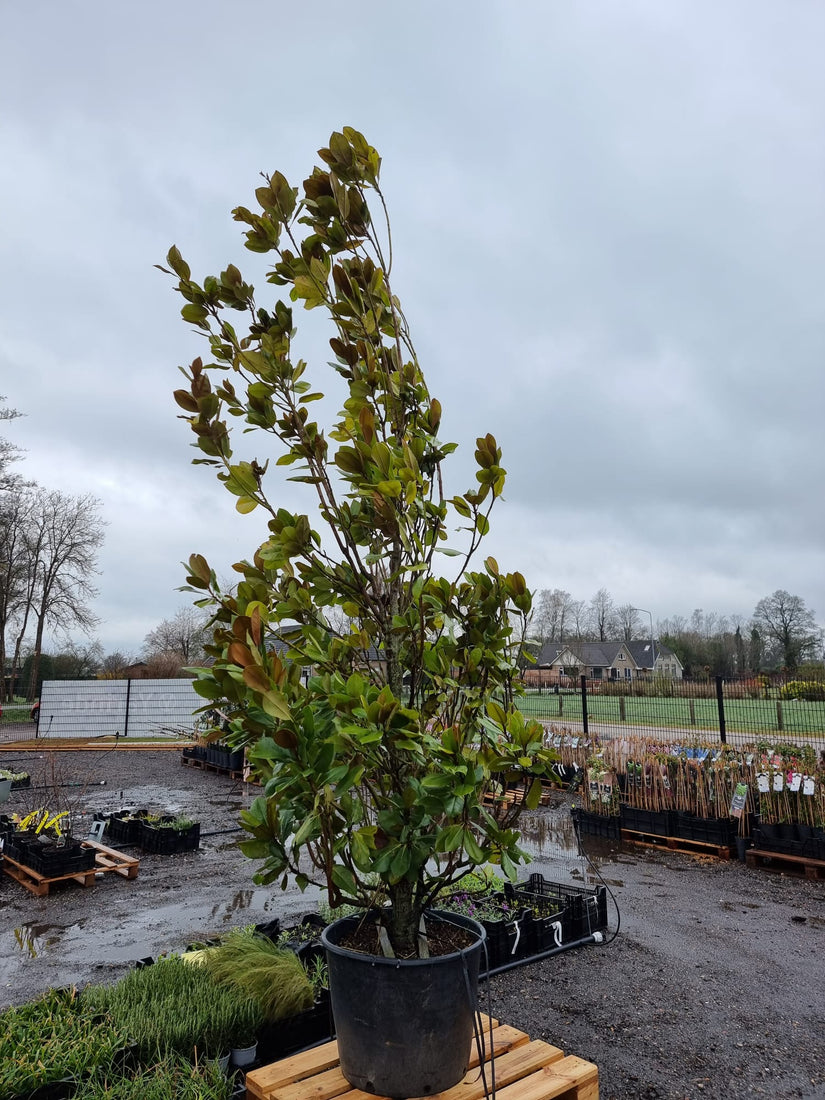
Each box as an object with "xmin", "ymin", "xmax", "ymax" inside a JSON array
[{"xmin": 0, "ymin": 750, "xmax": 823, "ymax": 1100}]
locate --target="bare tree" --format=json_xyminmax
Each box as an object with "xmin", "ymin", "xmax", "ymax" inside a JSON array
[
  {"xmin": 25, "ymin": 492, "xmax": 105, "ymax": 699},
  {"xmin": 752, "ymin": 590, "xmax": 819, "ymax": 671},
  {"xmin": 588, "ymin": 587, "xmax": 615, "ymax": 642},
  {"xmin": 0, "ymin": 396, "xmax": 25, "ymax": 492},
  {"xmin": 615, "ymin": 604, "xmax": 641, "ymax": 641},
  {"xmin": 535, "ymin": 588, "xmax": 576, "ymax": 642},
  {"xmin": 99, "ymin": 651, "xmax": 136, "ymax": 678},
  {"xmin": 143, "ymin": 606, "xmax": 209, "ymax": 666}
]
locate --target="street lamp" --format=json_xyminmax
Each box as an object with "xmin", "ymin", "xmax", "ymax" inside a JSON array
[{"xmin": 631, "ymin": 607, "xmax": 656, "ymax": 677}]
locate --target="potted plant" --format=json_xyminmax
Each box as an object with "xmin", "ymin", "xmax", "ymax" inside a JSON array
[{"xmin": 165, "ymin": 126, "xmax": 557, "ymax": 1098}]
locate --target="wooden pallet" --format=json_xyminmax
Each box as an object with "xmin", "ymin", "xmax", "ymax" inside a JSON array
[
  {"xmin": 246, "ymin": 1015, "xmax": 598, "ymax": 1100},
  {"xmin": 2, "ymin": 839, "xmax": 140, "ymax": 897},
  {"xmin": 745, "ymin": 848, "xmax": 825, "ymax": 880},
  {"xmin": 620, "ymin": 829, "xmax": 731, "ymax": 860},
  {"xmin": 484, "ymin": 782, "xmax": 554, "ymax": 809}
]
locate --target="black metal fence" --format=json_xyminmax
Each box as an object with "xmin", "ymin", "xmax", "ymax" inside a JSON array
[
  {"xmin": 519, "ymin": 675, "xmax": 825, "ymax": 754},
  {"xmin": 0, "ymin": 679, "xmax": 201, "ymax": 742}
]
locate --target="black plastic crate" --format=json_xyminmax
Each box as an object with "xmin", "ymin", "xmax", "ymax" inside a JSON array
[
  {"xmin": 106, "ymin": 810, "xmax": 150, "ymax": 845},
  {"xmin": 140, "ymin": 820, "xmax": 200, "ymax": 855},
  {"xmin": 504, "ymin": 874, "xmax": 608, "ymax": 943},
  {"xmin": 571, "ymin": 807, "xmax": 621, "ymax": 840},
  {"xmin": 619, "ymin": 805, "xmax": 673, "ymax": 837},
  {"xmin": 257, "ymin": 990, "xmax": 334, "ymax": 1063},
  {"xmin": 672, "ymin": 812, "xmax": 735, "ymax": 846},
  {"xmin": 27, "ymin": 842, "xmax": 97, "ymax": 877},
  {"xmin": 753, "ymin": 824, "xmax": 806, "ymax": 857}
]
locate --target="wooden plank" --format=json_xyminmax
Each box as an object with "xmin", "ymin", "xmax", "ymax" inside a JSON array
[
  {"xmin": 247, "ymin": 1041, "xmax": 342, "ymax": 1099},
  {"xmin": 746, "ymin": 849, "xmax": 825, "ymax": 880},
  {"xmin": 621, "ymin": 830, "xmax": 730, "ymax": 860},
  {"xmin": 494, "ymin": 1056, "xmax": 599, "ymax": 1100}
]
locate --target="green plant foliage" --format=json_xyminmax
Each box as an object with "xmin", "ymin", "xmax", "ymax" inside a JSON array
[
  {"xmin": 83, "ymin": 956, "xmax": 259, "ymax": 1061},
  {"xmin": 203, "ymin": 929, "xmax": 314, "ymax": 1024},
  {"xmin": 0, "ymin": 987, "xmax": 128, "ymax": 1100},
  {"xmin": 164, "ymin": 126, "xmax": 557, "ymax": 957},
  {"xmin": 780, "ymin": 680, "xmax": 825, "ymax": 702},
  {"xmin": 75, "ymin": 1055, "xmax": 233, "ymax": 1100}
]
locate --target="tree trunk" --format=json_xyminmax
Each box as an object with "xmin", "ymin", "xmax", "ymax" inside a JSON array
[{"xmin": 387, "ymin": 880, "xmax": 422, "ymax": 957}]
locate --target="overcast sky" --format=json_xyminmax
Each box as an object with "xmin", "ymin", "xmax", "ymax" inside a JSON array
[{"xmin": 2, "ymin": 1, "xmax": 823, "ymax": 657}]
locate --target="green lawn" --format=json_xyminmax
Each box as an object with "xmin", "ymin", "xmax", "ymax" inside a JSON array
[{"xmin": 517, "ymin": 690, "xmax": 825, "ymax": 737}]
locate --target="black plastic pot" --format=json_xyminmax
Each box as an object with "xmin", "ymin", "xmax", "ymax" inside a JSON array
[{"xmin": 322, "ymin": 909, "xmax": 485, "ymax": 1098}]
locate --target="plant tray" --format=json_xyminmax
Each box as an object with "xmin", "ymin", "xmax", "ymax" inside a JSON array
[
  {"xmin": 246, "ymin": 1015, "xmax": 599, "ymax": 1100},
  {"xmin": 504, "ymin": 875, "xmax": 608, "ymax": 943},
  {"xmin": 619, "ymin": 805, "xmax": 673, "ymax": 837},
  {"xmin": 140, "ymin": 821, "xmax": 200, "ymax": 855},
  {"xmin": 1, "ymin": 839, "xmax": 140, "ymax": 897},
  {"xmin": 257, "ymin": 990, "xmax": 334, "ymax": 1065},
  {"xmin": 571, "ymin": 807, "xmax": 621, "ymax": 840},
  {"xmin": 25, "ymin": 842, "xmax": 97, "ymax": 877},
  {"xmin": 671, "ymin": 812, "xmax": 735, "ymax": 847}
]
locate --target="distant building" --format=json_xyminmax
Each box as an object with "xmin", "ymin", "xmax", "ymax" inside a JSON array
[{"xmin": 524, "ymin": 640, "xmax": 683, "ymax": 687}]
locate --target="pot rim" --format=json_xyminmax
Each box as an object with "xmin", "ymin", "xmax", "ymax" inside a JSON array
[{"xmin": 321, "ymin": 907, "xmax": 486, "ymax": 967}]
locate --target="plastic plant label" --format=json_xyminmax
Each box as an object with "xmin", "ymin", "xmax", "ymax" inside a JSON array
[
  {"xmin": 730, "ymin": 782, "xmax": 748, "ymax": 817},
  {"xmin": 757, "ymin": 773, "xmax": 770, "ymax": 793},
  {"xmin": 745, "ymin": 754, "xmax": 754, "ymax": 766},
  {"xmin": 772, "ymin": 772, "xmax": 784, "ymax": 792},
  {"xmin": 571, "ymin": 737, "xmax": 580, "ymax": 748},
  {"xmin": 803, "ymin": 777, "xmax": 815, "ymax": 796},
  {"xmin": 788, "ymin": 772, "xmax": 802, "ymax": 792}
]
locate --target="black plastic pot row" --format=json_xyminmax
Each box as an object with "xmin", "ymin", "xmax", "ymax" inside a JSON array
[
  {"xmin": 102, "ymin": 811, "xmax": 200, "ymax": 855},
  {"xmin": 183, "ymin": 745, "xmax": 245, "ymax": 771}
]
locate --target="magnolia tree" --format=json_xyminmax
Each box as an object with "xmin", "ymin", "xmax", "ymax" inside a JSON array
[{"xmin": 164, "ymin": 128, "xmax": 555, "ymax": 957}]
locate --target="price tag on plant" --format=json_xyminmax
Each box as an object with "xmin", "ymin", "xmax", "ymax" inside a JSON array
[
  {"xmin": 757, "ymin": 773, "xmax": 770, "ymax": 793},
  {"xmin": 788, "ymin": 772, "xmax": 802, "ymax": 792},
  {"xmin": 803, "ymin": 777, "xmax": 815, "ymax": 796},
  {"xmin": 772, "ymin": 773, "xmax": 784, "ymax": 792}
]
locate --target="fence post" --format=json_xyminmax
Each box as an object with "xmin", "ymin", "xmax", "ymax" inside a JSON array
[
  {"xmin": 123, "ymin": 677, "xmax": 131, "ymax": 738},
  {"xmin": 715, "ymin": 676, "xmax": 726, "ymax": 744},
  {"xmin": 776, "ymin": 700, "xmax": 784, "ymax": 732},
  {"xmin": 619, "ymin": 695, "xmax": 626, "ymax": 722},
  {"xmin": 689, "ymin": 698, "xmax": 696, "ymax": 726},
  {"xmin": 558, "ymin": 690, "xmax": 563, "ymax": 717},
  {"xmin": 580, "ymin": 675, "xmax": 589, "ymax": 736}
]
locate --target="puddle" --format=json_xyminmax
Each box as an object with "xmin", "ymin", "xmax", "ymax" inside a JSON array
[
  {"xmin": 0, "ymin": 885, "xmax": 317, "ymax": 988},
  {"xmin": 13, "ymin": 922, "xmax": 82, "ymax": 958}
]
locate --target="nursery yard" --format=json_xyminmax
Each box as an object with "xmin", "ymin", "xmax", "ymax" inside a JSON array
[{"xmin": 0, "ymin": 750, "xmax": 823, "ymax": 1100}]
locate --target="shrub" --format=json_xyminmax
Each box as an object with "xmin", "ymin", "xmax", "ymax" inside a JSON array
[{"xmin": 780, "ymin": 680, "xmax": 825, "ymax": 702}]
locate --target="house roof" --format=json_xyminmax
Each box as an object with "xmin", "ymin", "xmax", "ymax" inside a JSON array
[{"xmin": 535, "ymin": 640, "xmax": 681, "ymax": 670}]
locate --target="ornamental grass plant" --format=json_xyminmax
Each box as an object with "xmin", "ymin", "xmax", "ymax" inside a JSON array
[
  {"xmin": 202, "ymin": 928, "xmax": 314, "ymax": 1023},
  {"xmin": 83, "ymin": 955, "xmax": 260, "ymax": 1062},
  {"xmin": 0, "ymin": 987, "xmax": 128, "ymax": 1100}
]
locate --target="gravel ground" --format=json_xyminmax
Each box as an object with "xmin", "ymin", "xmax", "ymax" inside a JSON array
[{"xmin": 1, "ymin": 749, "xmax": 823, "ymax": 1100}]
